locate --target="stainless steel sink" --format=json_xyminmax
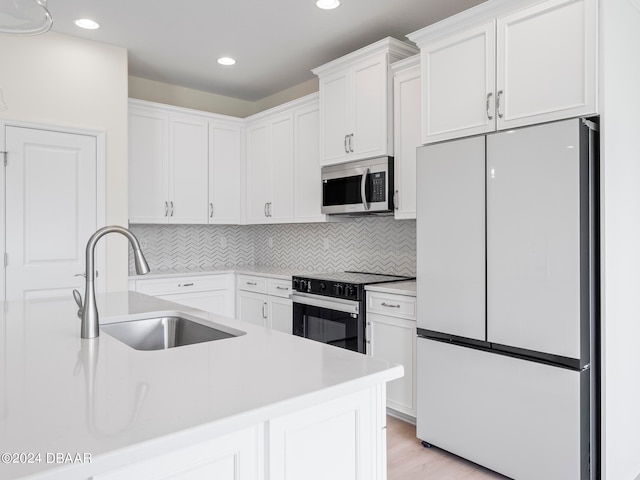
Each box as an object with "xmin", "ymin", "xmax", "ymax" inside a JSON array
[{"xmin": 102, "ymin": 314, "xmax": 245, "ymax": 351}]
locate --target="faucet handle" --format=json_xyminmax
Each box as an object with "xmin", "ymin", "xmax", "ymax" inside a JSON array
[{"xmin": 72, "ymin": 289, "xmax": 84, "ymax": 318}]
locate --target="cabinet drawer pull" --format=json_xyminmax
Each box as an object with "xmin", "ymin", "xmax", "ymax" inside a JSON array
[
  {"xmin": 381, "ymin": 302, "xmax": 401, "ymax": 308},
  {"xmin": 246, "ymin": 281, "xmax": 258, "ymax": 286},
  {"xmin": 178, "ymin": 283, "xmax": 194, "ymax": 287},
  {"xmin": 276, "ymin": 286, "xmax": 289, "ymax": 290},
  {"xmin": 497, "ymin": 90, "xmax": 504, "ymax": 119},
  {"xmin": 486, "ymin": 92, "xmax": 494, "ymax": 120}
]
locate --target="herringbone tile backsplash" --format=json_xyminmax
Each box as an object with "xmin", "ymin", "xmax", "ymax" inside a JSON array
[{"xmin": 130, "ymin": 217, "xmax": 416, "ymax": 276}]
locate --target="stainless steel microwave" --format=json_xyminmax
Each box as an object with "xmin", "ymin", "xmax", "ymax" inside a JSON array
[{"xmin": 321, "ymin": 156, "xmax": 394, "ymax": 215}]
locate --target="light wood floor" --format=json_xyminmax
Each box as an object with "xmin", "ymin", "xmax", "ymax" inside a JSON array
[{"xmin": 387, "ymin": 416, "xmax": 510, "ymax": 480}]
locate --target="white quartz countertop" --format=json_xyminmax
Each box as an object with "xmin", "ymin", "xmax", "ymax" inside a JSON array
[
  {"xmin": 128, "ymin": 266, "xmax": 313, "ymax": 281},
  {"xmin": 0, "ymin": 292, "xmax": 402, "ymax": 480},
  {"xmin": 365, "ymin": 280, "xmax": 417, "ymax": 296}
]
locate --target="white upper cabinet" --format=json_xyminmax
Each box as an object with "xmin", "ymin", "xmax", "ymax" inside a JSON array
[
  {"xmin": 129, "ymin": 100, "xmax": 244, "ymax": 225},
  {"xmin": 408, "ymin": 0, "xmax": 598, "ymax": 144},
  {"xmin": 391, "ymin": 55, "xmax": 421, "ymax": 220},
  {"xmin": 170, "ymin": 114, "xmax": 209, "ymax": 223},
  {"xmin": 129, "ymin": 106, "xmax": 209, "ymax": 224},
  {"xmin": 496, "ymin": 0, "xmax": 597, "ymax": 129},
  {"xmin": 293, "ymin": 99, "xmax": 326, "ymax": 223},
  {"xmin": 419, "ymin": 21, "xmax": 496, "ymax": 143},
  {"xmin": 313, "ymin": 37, "xmax": 418, "ymax": 166},
  {"xmin": 245, "ymin": 112, "xmax": 294, "ymax": 224},
  {"xmin": 129, "ymin": 107, "xmax": 170, "ymax": 223},
  {"xmin": 209, "ymin": 121, "xmax": 243, "ymax": 224},
  {"xmin": 245, "ymin": 94, "xmax": 325, "ymax": 225}
]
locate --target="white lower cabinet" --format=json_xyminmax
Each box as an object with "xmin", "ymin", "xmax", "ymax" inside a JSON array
[
  {"xmin": 130, "ymin": 274, "xmax": 235, "ymax": 318},
  {"xmin": 93, "ymin": 426, "xmax": 263, "ymax": 480},
  {"xmin": 236, "ymin": 275, "xmax": 292, "ymax": 334},
  {"xmin": 366, "ymin": 290, "xmax": 417, "ymax": 419},
  {"xmin": 268, "ymin": 386, "xmax": 385, "ymax": 480},
  {"xmin": 93, "ymin": 385, "xmax": 386, "ymax": 480}
]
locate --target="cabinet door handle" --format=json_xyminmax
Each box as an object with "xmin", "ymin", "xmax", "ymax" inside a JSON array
[
  {"xmin": 178, "ymin": 283, "xmax": 194, "ymax": 287},
  {"xmin": 497, "ymin": 90, "xmax": 504, "ymax": 119},
  {"xmin": 264, "ymin": 202, "xmax": 268, "ymax": 217},
  {"xmin": 262, "ymin": 302, "xmax": 267, "ymax": 319},
  {"xmin": 170, "ymin": 201, "xmax": 174, "ymax": 216},
  {"xmin": 164, "ymin": 201, "xmax": 168, "ymax": 217},
  {"xmin": 209, "ymin": 203, "xmax": 214, "ymax": 218},
  {"xmin": 349, "ymin": 133, "xmax": 354, "ymax": 153},
  {"xmin": 381, "ymin": 302, "xmax": 401, "ymax": 308},
  {"xmin": 344, "ymin": 134, "xmax": 349, "ymax": 153},
  {"xmin": 394, "ymin": 190, "xmax": 399, "ymax": 210},
  {"xmin": 486, "ymin": 92, "xmax": 494, "ymax": 120}
]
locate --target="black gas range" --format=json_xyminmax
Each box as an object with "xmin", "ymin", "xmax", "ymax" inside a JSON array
[{"xmin": 292, "ymin": 271, "xmax": 414, "ymax": 354}]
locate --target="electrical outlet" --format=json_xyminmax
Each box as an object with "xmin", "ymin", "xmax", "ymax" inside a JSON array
[
  {"xmin": 220, "ymin": 236, "xmax": 227, "ymax": 248},
  {"xmin": 139, "ymin": 238, "xmax": 148, "ymax": 249},
  {"xmin": 268, "ymin": 237, "xmax": 273, "ymax": 248}
]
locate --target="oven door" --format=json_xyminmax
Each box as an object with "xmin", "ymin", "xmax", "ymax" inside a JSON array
[{"xmin": 292, "ymin": 293, "xmax": 365, "ymax": 354}]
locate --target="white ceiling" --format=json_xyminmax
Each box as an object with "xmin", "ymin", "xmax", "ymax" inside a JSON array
[{"xmin": 48, "ymin": 0, "xmax": 486, "ymax": 102}]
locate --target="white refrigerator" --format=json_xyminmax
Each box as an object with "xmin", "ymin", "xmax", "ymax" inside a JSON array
[{"xmin": 416, "ymin": 118, "xmax": 598, "ymax": 480}]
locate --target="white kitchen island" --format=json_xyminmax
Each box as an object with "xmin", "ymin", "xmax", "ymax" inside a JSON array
[{"xmin": 0, "ymin": 292, "xmax": 402, "ymax": 480}]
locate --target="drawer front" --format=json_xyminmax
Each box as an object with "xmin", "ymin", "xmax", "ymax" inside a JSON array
[
  {"xmin": 135, "ymin": 275, "xmax": 231, "ymax": 296},
  {"xmin": 237, "ymin": 274, "xmax": 268, "ymax": 294},
  {"xmin": 367, "ymin": 292, "xmax": 416, "ymax": 320},
  {"xmin": 268, "ymin": 278, "xmax": 293, "ymax": 298}
]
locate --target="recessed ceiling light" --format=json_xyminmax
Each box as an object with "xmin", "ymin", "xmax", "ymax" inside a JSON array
[
  {"xmin": 217, "ymin": 57, "xmax": 236, "ymax": 66},
  {"xmin": 75, "ymin": 18, "xmax": 100, "ymax": 30},
  {"xmin": 316, "ymin": 0, "xmax": 340, "ymax": 9}
]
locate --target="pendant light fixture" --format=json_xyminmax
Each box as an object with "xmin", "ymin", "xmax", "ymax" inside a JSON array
[{"xmin": 0, "ymin": 0, "xmax": 52, "ymax": 36}]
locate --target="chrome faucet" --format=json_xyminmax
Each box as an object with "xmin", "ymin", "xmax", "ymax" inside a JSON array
[{"xmin": 73, "ymin": 226, "xmax": 150, "ymax": 339}]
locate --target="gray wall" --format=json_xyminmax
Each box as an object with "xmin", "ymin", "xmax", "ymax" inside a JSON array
[{"xmin": 130, "ymin": 217, "xmax": 416, "ymax": 277}]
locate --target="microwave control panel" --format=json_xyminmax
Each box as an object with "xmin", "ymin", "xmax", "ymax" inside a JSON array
[{"xmin": 370, "ymin": 172, "xmax": 386, "ymax": 202}]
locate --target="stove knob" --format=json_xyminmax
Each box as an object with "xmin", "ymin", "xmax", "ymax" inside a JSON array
[
  {"xmin": 292, "ymin": 279, "xmax": 300, "ymax": 291},
  {"xmin": 299, "ymin": 280, "xmax": 307, "ymax": 292},
  {"xmin": 345, "ymin": 285, "xmax": 355, "ymax": 298},
  {"xmin": 335, "ymin": 283, "xmax": 344, "ymax": 296},
  {"xmin": 320, "ymin": 282, "xmax": 327, "ymax": 292}
]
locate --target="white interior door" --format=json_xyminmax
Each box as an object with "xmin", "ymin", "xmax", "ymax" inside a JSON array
[{"xmin": 5, "ymin": 126, "xmax": 98, "ymax": 301}]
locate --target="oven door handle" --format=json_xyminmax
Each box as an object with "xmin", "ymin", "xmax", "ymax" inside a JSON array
[{"xmin": 292, "ymin": 293, "xmax": 359, "ymax": 315}]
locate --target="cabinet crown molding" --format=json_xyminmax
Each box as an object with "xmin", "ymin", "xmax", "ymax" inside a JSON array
[
  {"xmin": 128, "ymin": 98, "xmax": 245, "ymax": 125},
  {"xmin": 311, "ymin": 37, "xmax": 418, "ymax": 76},
  {"xmin": 407, "ymin": 0, "xmax": 547, "ymax": 45},
  {"xmin": 244, "ymin": 92, "xmax": 318, "ymax": 125},
  {"xmin": 390, "ymin": 54, "xmax": 420, "ymax": 74}
]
